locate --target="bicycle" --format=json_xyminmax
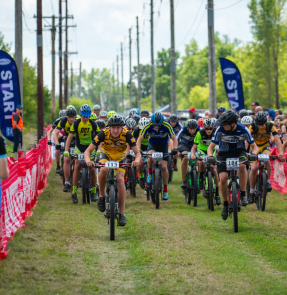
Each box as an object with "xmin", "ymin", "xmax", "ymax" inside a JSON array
[
  {"xmin": 167, "ymin": 152, "xmax": 173, "ymax": 183},
  {"xmin": 77, "ymin": 152, "xmax": 92, "ymax": 204},
  {"xmin": 126, "ymin": 150, "xmax": 137, "ymax": 198},
  {"xmin": 141, "ymin": 151, "xmax": 150, "ymax": 201}
]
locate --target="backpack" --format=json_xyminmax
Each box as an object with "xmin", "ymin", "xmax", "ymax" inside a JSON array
[{"xmin": 252, "ymin": 121, "xmax": 272, "ymax": 135}]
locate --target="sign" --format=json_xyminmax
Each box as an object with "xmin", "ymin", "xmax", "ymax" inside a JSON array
[
  {"xmin": 219, "ymin": 58, "xmax": 244, "ymax": 111},
  {"xmin": 0, "ymin": 50, "xmax": 21, "ymax": 142}
]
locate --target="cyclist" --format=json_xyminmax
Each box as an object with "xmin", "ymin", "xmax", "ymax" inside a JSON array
[
  {"xmin": 92, "ymin": 104, "xmax": 101, "ymax": 116},
  {"xmin": 177, "ymin": 119, "xmax": 200, "ymax": 189},
  {"xmin": 106, "ymin": 111, "xmax": 117, "ymax": 126},
  {"xmin": 47, "ymin": 109, "xmax": 66, "ymax": 146},
  {"xmin": 239, "ymin": 109, "xmax": 249, "ymax": 119},
  {"xmin": 248, "ymin": 111, "xmax": 284, "ymax": 202},
  {"xmin": 207, "ymin": 109, "xmax": 258, "ymax": 220},
  {"xmin": 169, "ymin": 114, "xmax": 183, "ymax": 136},
  {"xmin": 54, "ymin": 108, "xmax": 77, "ymax": 183},
  {"xmin": 215, "ymin": 106, "xmax": 226, "ymax": 119},
  {"xmin": 90, "ymin": 113, "xmax": 97, "ymax": 122},
  {"xmin": 64, "ymin": 104, "xmax": 100, "ymax": 203},
  {"xmin": 137, "ymin": 112, "xmax": 178, "ymax": 200},
  {"xmin": 96, "ymin": 119, "xmax": 106, "ymax": 132},
  {"xmin": 84, "ymin": 115, "xmax": 141, "ymax": 226},
  {"xmin": 140, "ymin": 109, "xmax": 150, "ymax": 118},
  {"xmin": 190, "ymin": 118, "xmax": 221, "ymax": 205},
  {"xmin": 132, "ymin": 114, "xmax": 141, "ymax": 126},
  {"xmin": 125, "ymin": 117, "xmax": 137, "ymax": 133},
  {"xmin": 99, "ymin": 111, "xmax": 108, "ymax": 122}
]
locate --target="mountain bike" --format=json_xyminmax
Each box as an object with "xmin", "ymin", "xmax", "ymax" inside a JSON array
[
  {"xmin": 168, "ymin": 152, "xmax": 173, "ymax": 183},
  {"xmin": 141, "ymin": 151, "xmax": 150, "ymax": 201},
  {"xmin": 78, "ymin": 153, "xmax": 92, "ymax": 204}
]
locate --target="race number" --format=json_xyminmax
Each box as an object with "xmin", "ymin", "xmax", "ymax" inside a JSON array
[
  {"xmin": 258, "ymin": 154, "xmax": 269, "ymax": 162},
  {"xmin": 129, "ymin": 150, "xmax": 135, "ymax": 157},
  {"xmin": 187, "ymin": 152, "xmax": 191, "ymax": 160},
  {"xmin": 152, "ymin": 152, "xmax": 163, "ymax": 160},
  {"xmin": 78, "ymin": 153, "xmax": 85, "ymax": 161},
  {"xmin": 69, "ymin": 147, "xmax": 75, "ymax": 155},
  {"xmin": 226, "ymin": 158, "xmax": 239, "ymax": 171},
  {"xmin": 60, "ymin": 142, "xmax": 65, "ymax": 147},
  {"xmin": 105, "ymin": 161, "xmax": 119, "ymax": 169},
  {"xmin": 202, "ymin": 155, "xmax": 208, "ymax": 164}
]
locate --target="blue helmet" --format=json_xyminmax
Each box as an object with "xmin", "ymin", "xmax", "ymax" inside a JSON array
[
  {"xmin": 151, "ymin": 112, "xmax": 164, "ymax": 126},
  {"xmin": 80, "ymin": 104, "xmax": 92, "ymax": 117},
  {"xmin": 134, "ymin": 108, "xmax": 140, "ymax": 115}
]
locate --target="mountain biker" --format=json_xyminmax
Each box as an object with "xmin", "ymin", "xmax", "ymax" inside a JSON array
[
  {"xmin": 99, "ymin": 111, "xmax": 108, "ymax": 122},
  {"xmin": 96, "ymin": 119, "xmax": 106, "ymax": 132},
  {"xmin": 84, "ymin": 115, "xmax": 141, "ymax": 226},
  {"xmin": 190, "ymin": 118, "xmax": 221, "ymax": 205},
  {"xmin": 92, "ymin": 104, "xmax": 101, "ymax": 116},
  {"xmin": 248, "ymin": 111, "xmax": 284, "ymax": 203},
  {"xmin": 215, "ymin": 106, "xmax": 226, "ymax": 119},
  {"xmin": 125, "ymin": 117, "xmax": 137, "ymax": 133},
  {"xmin": 64, "ymin": 104, "xmax": 100, "ymax": 203},
  {"xmin": 177, "ymin": 119, "xmax": 200, "ymax": 189},
  {"xmin": 207, "ymin": 109, "xmax": 259, "ymax": 220},
  {"xmin": 137, "ymin": 112, "xmax": 178, "ymax": 200},
  {"xmin": 47, "ymin": 109, "xmax": 67, "ymax": 148},
  {"xmin": 140, "ymin": 109, "xmax": 150, "ymax": 118},
  {"xmin": 90, "ymin": 113, "xmax": 97, "ymax": 122}
]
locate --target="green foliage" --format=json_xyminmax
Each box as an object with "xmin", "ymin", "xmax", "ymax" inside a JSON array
[
  {"xmin": 68, "ymin": 97, "xmax": 95, "ymax": 114},
  {"xmin": 0, "ymin": 32, "xmax": 11, "ymax": 52}
]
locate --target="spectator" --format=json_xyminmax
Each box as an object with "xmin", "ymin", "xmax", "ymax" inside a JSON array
[
  {"xmin": 204, "ymin": 110, "xmax": 210, "ymax": 118},
  {"xmin": 251, "ymin": 101, "xmax": 259, "ymax": 112},
  {"xmin": 255, "ymin": 106, "xmax": 263, "ymax": 114},
  {"xmin": 268, "ymin": 109, "xmax": 276, "ymax": 122},
  {"xmin": 284, "ymin": 110, "xmax": 287, "ymax": 119},
  {"xmin": 189, "ymin": 107, "xmax": 201, "ymax": 120},
  {"xmin": 276, "ymin": 109, "xmax": 283, "ymax": 116},
  {"xmin": 12, "ymin": 105, "xmax": 23, "ymax": 153},
  {"xmin": 0, "ymin": 135, "xmax": 9, "ymax": 180}
]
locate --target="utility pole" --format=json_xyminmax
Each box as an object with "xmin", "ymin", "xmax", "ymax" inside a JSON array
[
  {"xmin": 71, "ymin": 62, "xmax": 73, "ymax": 97},
  {"xmin": 112, "ymin": 62, "xmax": 115, "ymax": 109},
  {"xmin": 170, "ymin": 0, "xmax": 177, "ymax": 114},
  {"xmin": 59, "ymin": 0, "xmax": 63, "ymax": 109},
  {"xmin": 15, "ymin": 0, "xmax": 23, "ymax": 107},
  {"xmin": 208, "ymin": 0, "xmax": 216, "ymax": 115},
  {"xmin": 151, "ymin": 0, "xmax": 156, "ymax": 113},
  {"xmin": 78, "ymin": 62, "xmax": 82, "ymax": 98},
  {"xmin": 64, "ymin": 0, "xmax": 68, "ymax": 107},
  {"xmin": 129, "ymin": 28, "xmax": 132, "ymax": 109},
  {"xmin": 116, "ymin": 55, "xmax": 120, "ymax": 113},
  {"xmin": 37, "ymin": 0, "xmax": 44, "ymax": 140},
  {"xmin": 121, "ymin": 42, "xmax": 124, "ymax": 112},
  {"xmin": 51, "ymin": 15, "xmax": 56, "ymax": 120},
  {"xmin": 136, "ymin": 16, "xmax": 141, "ymax": 110}
]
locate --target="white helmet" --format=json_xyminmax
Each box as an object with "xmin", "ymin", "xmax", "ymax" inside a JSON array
[
  {"xmin": 139, "ymin": 117, "xmax": 150, "ymax": 129},
  {"xmin": 93, "ymin": 104, "xmax": 101, "ymax": 110},
  {"xmin": 241, "ymin": 116, "xmax": 253, "ymax": 125},
  {"xmin": 125, "ymin": 117, "xmax": 137, "ymax": 129}
]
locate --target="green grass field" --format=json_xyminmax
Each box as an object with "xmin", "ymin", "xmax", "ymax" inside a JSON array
[{"xmin": 1, "ymin": 163, "xmax": 287, "ymax": 294}]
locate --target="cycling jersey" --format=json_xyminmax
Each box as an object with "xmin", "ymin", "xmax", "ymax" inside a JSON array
[
  {"xmin": 169, "ymin": 121, "xmax": 183, "ymax": 136},
  {"xmin": 177, "ymin": 126, "xmax": 200, "ymax": 147},
  {"xmin": 141, "ymin": 121, "xmax": 175, "ymax": 145},
  {"xmin": 249, "ymin": 122, "xmax": 277, "ymax": 146},
  {"xmin": 56, "ymin": 117, "xmax": 73, "ymax": 135},
  {"xmin": 194, "ymin": 129, "xmax": 215, "ymax": 151},
  {"xmin": 212, "ymin": 123, "xmax": 255, "ymax": 153},
  {"xmin": 70, "ymin": 119, "xmax": 99, "ymax": 148},
  {"xmin": 52, "ymin": 118, "xmax": 61, "ymax": 130},
  {"xmin": 92, "ymin": 128, "xmax": 136, "ymax": 162},
  {"xmin": 133, "ymin": 127, "xmax": 149, "ymax": 145}
]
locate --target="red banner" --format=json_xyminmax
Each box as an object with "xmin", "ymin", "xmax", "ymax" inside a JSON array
[
  {"xmin": 270, "ymin": 147, "xmax": 287, "ymax": 194},
  {"xmin": 0, "ymin": 129, "xmax": 53, "ymax": 259}
]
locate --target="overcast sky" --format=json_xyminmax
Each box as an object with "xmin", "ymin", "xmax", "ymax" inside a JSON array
[{"xmin": 1, "ymin": 0, "xmax": 252, "ymax": 94}]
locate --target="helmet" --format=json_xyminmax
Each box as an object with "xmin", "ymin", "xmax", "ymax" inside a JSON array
[
  {"xmin": 125, "ymin": 118, "xmax": 137, "ymax": 129},
  {"xmin": 107, "ymin": 110, "xmax": 116, "ymax": 119},
  {"xmin": 217, "ymin": 109, "xmax": 239, "ymax": 126},
  {"xmin": 93, "ymin": 104, "xmax": 101, "ymax": 111},
  {"xmin": 129, "ymin": 109, "xmax": 138, "ymax": 117},
  {"xmin": 59, "ymin": 109, "xmax": 67, "ymax": 119},
  {"xmin": 151, "ymin": 112, "xmax": 164, "ymax": 126},
  {"xmin": 96, "ymin": 119, "xmax": 106, "ymax": 129},
  {"xmin": 197, "ymin": 118, "xmax": 204, "ymax": 128},
  {"xmin": 90, "ymin": 113, "xmax": 97, "ymax": 120},
  {"xmin": 203, "ymin": 118, "xmax": 215, "ymax": 128},
  {"xmin": 66, "ymin": 108, "xmax": 77, "ymax": 117},
  {"xmin": 76, "ymin": 115, "xmax": 81, "ymax": 119},
  {"xmin": 140, "ymin": 109, "xmax": 150, "ymax": 117},
  {"xmin": 139, "ymin": 117, "xmax": 150, "ymax": 129},
  {"xmin": 169, "ymin": 114, "xmax": 178, "ymax": 122},
  {"xmin": 239, "ymin": 109, "xmax": 249, "ymax": 118},
  {"xmin": 99, "ymin": 111, "xmax": 108, "ymax": 117},
  {"xmin": 241, "ymin": 116, "xmax": 253, "ymax": 125},
  {"xmin": 80, "ymin": 104, "xmax": 92, "ymax": 117},
  {"xmin": 255, "ymin": 111, "xmax": 267, "ymax": 125},
  {"xmin": 132, "ymin": 114, "xmax": 141, "ymax": 124},
  {"xmin": 67, "ymin": 105, "xmax": 76, "ymax": 110},
  {"xmin": 217, "ymin": 106, "xmax": 226, "ymax": 113},
  {"xmin": 212, "ymin": 118, "xmax": 217, "ymax": 127},
  {"xmin": 134, "ymin": 108, "xmax": 140, "ymax": 115},
  {"xmin": 108, "ymin": 114, "xmax": 125, "ymax": 126},
  {"xmin": 186, "ymin": 119, "xmax": 198, "ymax": 129}
]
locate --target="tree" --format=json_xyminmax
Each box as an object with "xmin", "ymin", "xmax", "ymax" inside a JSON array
[{"xmin": 0, "ymin": 32, "xmax": 11, "ymax": 53}]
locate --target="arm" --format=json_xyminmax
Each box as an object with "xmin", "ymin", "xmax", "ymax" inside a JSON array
[
  {"xmin": 207, "ymin": 142, "xmax": 216, "ymax": 157},
  {"xmin": 0, "ymin": 158, "xmax": 9, "ymax": 180},
  {"xmin": 47, "ymin": 128, "xmax": 53, "ymax": 141},
  {"xmin": 53, "ymin": 129, "xmax": 61, "ymax": 145},
  {"xmin": 65, "ymin": 133, "xmax": 74, "ymax": 152},
  {"xmin": 250, "ymin": 142, "xmax": 259, "ymax": 155},
  {"xmin": 136, "ymin": 135, "xmax": 144, "ymax": 150},
  {"xmin": 131, "ymin": 146, "xmax": 141, "ymax": 167},
  {"xmin": 84, "ymin": 143, "xmax": 97, "ymax": 167},
  {"xmin": 191, "ymin": 144, "xmax": 198, "ymax": 160},
  {"xmin": 170, "ymin": 134, "xmax": 178, "ymax": 149},
  {"xmin": 274, "ymin": 134, "xmax": 285, "ymax": 160}
]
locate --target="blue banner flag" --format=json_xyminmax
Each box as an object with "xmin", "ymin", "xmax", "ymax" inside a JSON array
[
  {"xmin": 219, "ymin": 58, "xmax": 244, "ymax": 111},
  {"xmin": 0, "ymin": 50, "xmax": 21, "ymax": 142}
]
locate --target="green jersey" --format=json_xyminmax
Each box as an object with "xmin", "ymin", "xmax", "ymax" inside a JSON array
[{"xmin": 194, "ymin": 129, "xmax": 215, "ymax": 151}]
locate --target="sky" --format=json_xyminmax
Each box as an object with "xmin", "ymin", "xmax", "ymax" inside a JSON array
[{"xmin": 1, "ymin": 0, "xmax": 252, "ymax": 95}]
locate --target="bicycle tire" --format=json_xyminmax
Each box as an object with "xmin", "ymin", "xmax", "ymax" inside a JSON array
[
  {"xmin": 61, "ymin": 156, "xmax": 65, "ymax": 186},
  {"xmin": 246, "ymin": 168, "xmax": 251, "ymax": 202},
  {"xmin": 260, "ymin": 172, "xmax": 267, "ymax": 212},
  {"xmin": 82, "ymin": 167, "xmax": 87, "ymax": 204},
  {"xmin": 204, "ymin": 176, "xmax": 210, "ymax": 209},
  {"xmin": 70, "ymin": 162, "xmax": 74, "ymax": 199},
  {"xmin": 131, "ymin": 167, "xmax": 137, "ymax": 198},
  {"xmin": 86, "ymin": 169, "xmax": 91, "ymax": 205},
  {"xmin": 256, "ymin": 175, "xmax": 261, "ymax": 211},
  {"xmin": 185, "ymin": 188, "xmax": 191, "ymax": 205},
  {"xmin": 208, "ymin": 171, "xmax": 214, "ymax": 212},
  {"xmin": 155, "ymin": 169, "xmax": 160, "ymax": 209},
  {"xmin": 145, "ymin": 166, "xmax": 151, "ymax": 201},
  {"xmin": 192, "ymin": 169, "xmax": 198, "ymax": 207},
  {"xmin": 168, "ymin": 155, "xmax": 173, "ymax": 183},
  {"xmin": 232, "ymin": 182, "xmax": 239, "ymax": 233},
  {"xmin": 109, "ymin": 185, "xmax": 115, "ymax": 241}
]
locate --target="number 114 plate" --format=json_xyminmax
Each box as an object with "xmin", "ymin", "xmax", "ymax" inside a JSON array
[{"xmin": 226, "ymin": 158, "xmax": 239, "ymax": 171}]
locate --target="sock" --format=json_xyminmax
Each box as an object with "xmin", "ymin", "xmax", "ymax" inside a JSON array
[
  {"xmin": 250, "ymin": 188, "xmax": 255, "ymax": 193},
  {"xmin": 92, "ymin": 187, "xmax": 97, "ymax": 193},
  {"xmin": 148, "ymin": 168, "xmax": 152, "ymax": 174},
  {"xmin": 139, "ymin": 173, "xmax": 144, "ymax": 178},
  {"xmin": 137, "ymin": 172, "xmax": 139, "ymax": 177},
  {"xmin": 163, "ymin": 184, "xmax": 168, "ymax": 193},
  {"xmin": 267, "ymin": 179, "xmax": 271, "ymax": 184},
  {"xmin": 199, "ymin": 172, "xmax": 203, "ymax": 179},
  {"xmin": 124, "ymin": 176, "xmax": 127, "ymax": 182},
  {"xmin": 216, "ymin": 187, "xmax": 219, "ymax": 196},
  {"xmin": 57, "ymin": 161, "xmax": 60, "ymax": 167},
  {"xmin": 224, "ymin": 201, "xmax": 228, "ymax": 207},
  {"xmin": 241, "ymin": 191, "xmax": 245, "ymax": 198},
  {"xmin": 65, "ymin": 181, "xmax": 70, "ymax": 185},
  {"xmin": 72, "ymin": 186, "xmax": 77, "ymax": 194}
]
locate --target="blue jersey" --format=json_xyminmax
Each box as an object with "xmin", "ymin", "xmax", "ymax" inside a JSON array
[
  {"xmin": 169, "ymin": 121, "xmax": 183, "ymax": 136},
  {"xmin": 141, "ymin": 121, "xmax": 175, "ymax": 145},
  {"xmin": 177, "ymin": 126, "xmax": 200, "ymax": 146},
  {"xmin": 212, "ymin": 123, "xmax": 254, "ymax": 153}
]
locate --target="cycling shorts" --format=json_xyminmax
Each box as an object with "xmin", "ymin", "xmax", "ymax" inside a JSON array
[
  {"xmin": 147, "ymin": 142, "xmax": 168, "ymax": 162},
  {"xmin": 140, "ymin": 144, "xmax": 148, "ymax": 152},
  {"xmin": 99, "ymin": 152, "xmax": 126, "ymax": 173},
  {"xmin": 177, "ymin": 143, "xmax": 193, "ymax": 153},
  {"xmin": 75, "ymin": 146, "xmax": 96, "ymax": 161},
  {"xmin": 254, "ymin": 143, "xmax": 271, "ymax": 155}
]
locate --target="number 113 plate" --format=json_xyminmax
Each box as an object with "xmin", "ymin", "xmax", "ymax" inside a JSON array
[{"xmin": 105, "ymin": 161, "xmax": 119, "ymax": 169}]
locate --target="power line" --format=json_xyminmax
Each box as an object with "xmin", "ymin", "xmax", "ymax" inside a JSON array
[
  {"xmin": 190, "ymin": 6, "xmax": 206, "ymax": 40},
  {"xmin": 50, "ymin": 0, "xmax": 55, "ymax": 14},
  {"xmin": 209, "ymin": 0, "xmax": 243, "ymax": 10},
  {"xmin": 22, "ymin": 12, "xmax": 34, "ymax": 34}
]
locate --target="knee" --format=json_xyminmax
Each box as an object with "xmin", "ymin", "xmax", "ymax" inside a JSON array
[{"xmin": 162, "ymin": 166, "xmax": 168, "ymax": 172}]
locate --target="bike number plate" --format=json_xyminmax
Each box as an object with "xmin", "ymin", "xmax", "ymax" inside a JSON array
[
  {"xmin": 258, "ymin": 154, "xmax": 269, "ymax": 162},
  {"xmin": 105, "ymin": 161, "xmax": 119, "ymax": 169},
  {"xmin": 69, "ymin": 147, "xmax": 75, "ymax": 155},
  {"xmin": 202, "ymin": 155, "xmax": 208, "ymax": 164},
  {"xmin": 78, "ymin": 153, "xmax": 85, "ymax": 161},
  {"xmin": 129, "ymin": 150, "xmax": 135, "ymax": 157},
  {"xmin": 226, "ymin": 158, "xmax": 239, "ymax": 171},
  {"xmin": 152, "ymin": 152, "xmax": 163, "ymax": 160},
  {"xmin": 187, "ymin": 152, "xmax": 191, "ymax": 160},
  {"xmin": 61, "ymin": 142, "xmax": 65, "ymax": 147}
]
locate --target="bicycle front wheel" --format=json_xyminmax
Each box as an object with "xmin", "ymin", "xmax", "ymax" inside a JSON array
[
  {"xmin": 131, "ymin": 167, "xmax": 137, "ymax": 198},
  {"xmin": 208, "ymin": 171, "xmax": 214, "ymax": 212},
  {"xmin": 82, "ymin": 167, "xmax": 87, "ymax": 204},
  {"xmin": 260, "ymin": 172, "xmax": 267, "ymax": 212},
  {"xmin": 61, "ymin": 156, "xmax": 65, "ymax": 186},
  {"xmin": 232, "ymin": 182, "xmax": 238, "ymax": 233},
  {"xmin": 155, "ymin": 169, "xmax": 160, "ymax": 209},
  {"xmin": 109, "ymin": 185, "xmax": 115, "ymax": 241},
  {"xmin": 192, "ymin": 169, "xmax": 198, "ymax": 207},
  {"xmin": 168, "ymin": 155, "xmax": 173, "ymax": 183}
]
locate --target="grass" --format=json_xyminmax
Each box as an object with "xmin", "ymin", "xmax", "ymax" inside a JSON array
[{"xmin": 1, "ymin": 162, "xmax": 287, "ymax": 294}]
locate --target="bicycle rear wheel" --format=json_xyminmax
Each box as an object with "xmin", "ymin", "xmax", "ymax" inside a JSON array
[
  {"xmin": 155, "ymin": 169, "xmax": 160, "ymax": 209},
  {"xmin": 86, "ymin": 170, "xmax": 91, "ymax": 205},
  {"xmin": 109, "ymin": 185, "xmax": 115, "ymax": 241},
  {"xmin": 232, "ymin": 182, "xmax": 238, "ymax": 233},
  {"xmin": 192, "ymin": 169, "xmax": 198, "ymax": 207},
  {"xmin": 260, "ymin": 172, "xmax": 267, "ymax": 212},
  {"xmin": 246, "ymin": 168, "xmax": 250, "ymax": 202},
  {"xmin": 208, "ymin": 171, "xmax": 214, "ymax": 212},
  {"xmin": 256, "ymin": 175, "xmax": 261, "ymax": 211},
  {"xmin": 82, "ymin": 167, "xmax": 87, "ymax": 204}
]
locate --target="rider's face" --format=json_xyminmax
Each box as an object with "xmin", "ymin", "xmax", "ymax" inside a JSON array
[
  {"xmin": 170, "ymin": 121, "xmax": 177, "ymax": 127},
  {"xmin": 188, "ymin": 128, "xmax": 197, "ymax": 135},
  {"xmin": 205, "ymin": 128, "xmax": 213, "ymax": 135},
  {"xmin": 258, "ymin": 124, "xmax": 266, "ymax": 130},
  {"xmin": 154, "ymin": 125, "xmax": 160, "ymax": 130},
  {"xmin": 68, "ymin": 116, "xmax": 75, "ymax": 124},
  {"xmin": 81, "ymin": 116, "xmax": 89, "ymax": 123},
  {"xmin": 101, "ymin": 116, "xmax": 107, "ymax": 122},
  {"xmin": 222, "ymin": 123, "xmax": 236, "ymax": 131},
  {"xmin": 94, "ymin": 110, "xmax": 100, "ymax": 116},
  {"xmin": 110, "ymin": 126, "xmax": 122, "ymax": 137}
]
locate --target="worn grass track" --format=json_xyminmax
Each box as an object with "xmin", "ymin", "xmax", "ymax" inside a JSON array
[{"xmin": 1, "ymin": 163, "xmax": 287, "ymax": 294}]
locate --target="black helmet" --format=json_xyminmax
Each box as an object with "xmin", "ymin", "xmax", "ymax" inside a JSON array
[
  {"xmin": 96, "ymin": 119, "xmax": 106, "ymax": 129},
  {"xmin": 186, "ymin": 119, "xmax": 198, "ymax": 129},
  {"xmin": 140, "ymin": 109, "xmax": 150, "ymax": 117},
  {"xmin": 66, "ymin": 108, "xmax": 77, "ymax": 117},
  {"xmin": 108, "ymin": 114, "xmax": 125, "ymax": 126},
  {"xmin": 217, "ymin": 109, "xmax": 239, "ymax": 126},
  {"xmin": 255, "ymin": 111, "xmax": 267, "ymax": 125},
  {"xmin": 218, "ymin": 106, "xmax": 226, "ymax": 113},
  {"xmin": 239, "ymin": 109, "xmax": 249, "ymax": 119},
  {"xmin": 169, "ymin": 114, "xmax": 178, "ymax": 122},
  {"xmin": 132, "ymin": 114, "xmax": 141, "ymax": 124}
]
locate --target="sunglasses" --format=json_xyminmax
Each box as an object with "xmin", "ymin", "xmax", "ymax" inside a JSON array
[
  {"xmin": 251, "ymin": 104, "xmax": 255, "ymax": 107},
  {"xmin": 205, "ymin": 128, "xmax": 213, "ymax": 130}
]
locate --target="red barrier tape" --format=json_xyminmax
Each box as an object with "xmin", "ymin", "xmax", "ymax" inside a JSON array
[{"xmin": 0, "ymin": 128, "xmax": 53, "ymax": 260}]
